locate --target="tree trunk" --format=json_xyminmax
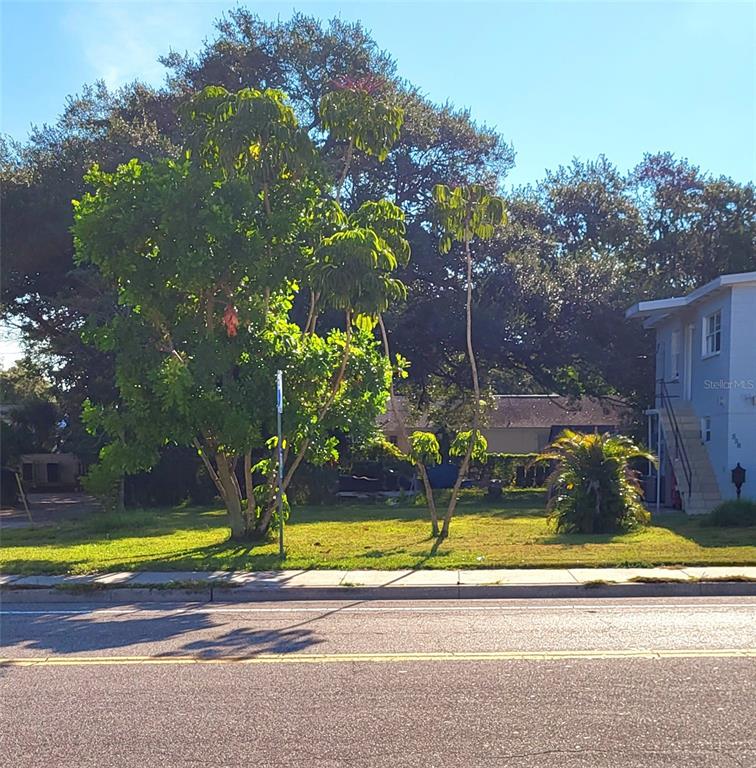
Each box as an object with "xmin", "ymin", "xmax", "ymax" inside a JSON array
[
  {"xmin": 253, "ymin": 461, "xmax": 280, "ymax": 539},
  {"xmin": 443, "ymin": 236, "xmax": 480, "ymax": 539},
  {"xmin": 116, "ymin": 476, "xmax": 125, "ymax": 514},
  {"xmin": 417, "ymin": 461, "xmax": 439, "ymax": 537},
  {"xmin": 336, "ymin": 137, "xmax": 355, "ymax": 200},
  {"xmin": 244, "ymin": 449, "xmax": 256, "ymax": 529},
  {"xmin": 305, "ymin": 290, "xmax": 320, "ymax": 334},
  {"xmin": 317, "ymin": 310, "xmax": 352, "ymax": 420},
  {"xmin": 441, "ymin": 439, "xmax": 474, "ymax": 538},
  {"xmin": 216, "ymin": 453, "xmax": 246, "ymax": 539}
]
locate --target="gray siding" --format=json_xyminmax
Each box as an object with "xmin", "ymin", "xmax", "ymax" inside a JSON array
[
  {"xmin": 725, "ymin": 285, "xmax": 756, "ymax": 499},
  {"xmin": 655, "ymin": 291, "xmax": 735, "ymax": 498}
]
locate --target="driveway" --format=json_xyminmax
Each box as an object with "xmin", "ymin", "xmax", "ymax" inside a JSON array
[{"xmin": 0, "ymin": 492, "xmax": 101, "ymax": 528}]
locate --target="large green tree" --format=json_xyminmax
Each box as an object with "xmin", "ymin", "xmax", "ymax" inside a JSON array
[
  {"xmin": 74, "ymin": 83, "xmax": 409, "ymax": 539},
  {"xmin": 1, "ymin": 11, "xmax": 512, "ymax": 469},
  {"xmin": 3, "ymin": 10, "xmax": 754, "ymax": 475},
  {"xmin": 410, "ymin": 153, "xmax": 753, "ymax": 417}
]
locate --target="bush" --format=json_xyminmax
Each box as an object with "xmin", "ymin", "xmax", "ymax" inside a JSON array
[
  {"xmin": 125, "ymin": 446, "xmax": 216, "ymax": 508},
  {"xmin": 703, "ymin": 499, "xmax": 756, "ymax": 528},
  {"xmin": 287, "ymin": 463, "xmax": 340, "ymax": 505},
  {"xmin": 468, "ymin": 453, "xmax": 547, "ymax": 488},
  {"xmin": 350, "ymin": 437, "xmax": 413, "ymax": 474},
  {"xmin": 537, "ymin": 430, "xmax": 655, "ymax": 534}
]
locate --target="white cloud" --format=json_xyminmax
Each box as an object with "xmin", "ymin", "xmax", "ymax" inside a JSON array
[{"xmin": 62, "ymin": 1, "xmax": 224, "ymax": 89}]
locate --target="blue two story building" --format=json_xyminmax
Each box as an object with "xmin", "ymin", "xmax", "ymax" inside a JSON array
[{"xmin": 626, "ymin": 271, "xmax": 756, "ymax": 513}]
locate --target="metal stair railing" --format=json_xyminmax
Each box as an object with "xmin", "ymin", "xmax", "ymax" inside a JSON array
[{"xmin": 658, "ymin": 379, "xmax": 693, "ymax": 498}]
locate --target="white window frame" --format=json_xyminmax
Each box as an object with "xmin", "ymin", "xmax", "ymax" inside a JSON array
[
  {"xmin": 702, "ymin": 310, "xmax": 721, "ymax": 358},
  {"xmin": 701, "ymin": 416, "xmax": 711, "ymax": 443}
]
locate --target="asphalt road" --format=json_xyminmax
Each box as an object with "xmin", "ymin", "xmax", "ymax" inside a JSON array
[{"xmin": 1, "ymin": 597, "xmax": 754, "ymax": 767}]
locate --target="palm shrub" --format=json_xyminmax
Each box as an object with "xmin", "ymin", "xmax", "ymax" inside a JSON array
[{"xmin": 537, "ymin": 430, "xmax": 656, "ymax": 534}]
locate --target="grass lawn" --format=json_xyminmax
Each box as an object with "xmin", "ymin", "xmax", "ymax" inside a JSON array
[{"xmin": 1, "ymin": 491, "xmax": 754, "ymax": 575}]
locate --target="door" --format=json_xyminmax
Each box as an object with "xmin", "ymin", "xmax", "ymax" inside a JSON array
[
  {"xmin": 683, "ymin": 323, "xmax": 694, "ymax": 401},
  {"xmin": 46, "ymin": 462, "xmax": 60, "ymax": 485}
]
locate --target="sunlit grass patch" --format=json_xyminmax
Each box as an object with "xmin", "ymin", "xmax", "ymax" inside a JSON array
[{"xmin": 1, "ymin": 492, "xmax": 754, "ymax": 574}]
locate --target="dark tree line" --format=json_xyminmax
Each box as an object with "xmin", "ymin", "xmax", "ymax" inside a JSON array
[{"xmin": 2, "ymin": 9, "xmax": 754, "ymax": 467}]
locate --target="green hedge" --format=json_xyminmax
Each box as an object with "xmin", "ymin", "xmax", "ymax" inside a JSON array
[
  {"xmin": 469, "ymin": 453, "xmax": 548, "ymax": 488},
  {"xmin": 702, "ymin": 499, "xmax": 756, "ymax": 528}
]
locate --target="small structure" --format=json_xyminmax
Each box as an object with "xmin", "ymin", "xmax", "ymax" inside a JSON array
[
  {"xmin": 626, "ymin": 271, "xmax": 756, "ymax": 513},
  {"xmin": 19, "ymin": 453, "xmax": 82, "ymax": 491},
  {"xmin": 379, "ymin": 395, "xmax": 628, "ymax": 454}
]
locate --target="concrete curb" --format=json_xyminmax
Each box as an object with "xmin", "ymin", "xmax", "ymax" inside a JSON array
[{"xmin": 2, "ymin": 580, "xmax": 754, "ymax": 603}]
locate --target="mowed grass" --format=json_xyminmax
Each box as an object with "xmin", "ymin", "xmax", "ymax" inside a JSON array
[{"xmin": 1, "ymin": 491, "xmax": 754, "ymax": 575}]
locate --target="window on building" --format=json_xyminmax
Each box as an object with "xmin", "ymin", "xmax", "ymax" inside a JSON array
[
  {"xmin": 669, "ymin": 329, "xmax": 681, "ymax": 380},
  {"xmin": 703, "ymin": 310, "xmax": 721, "ymax": 357},
  {"xmin": 46, "ymin": 463, "xmax": 60, "ymax": 484},
  {"xmin": 701, "ymin": 416, "xmax": 711, "ymax": 443},
  {"xmin": 22, "ymin": 463, "xmax": 33, "ymax": 483}
]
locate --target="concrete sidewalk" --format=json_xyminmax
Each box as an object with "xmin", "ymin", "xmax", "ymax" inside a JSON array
[{"xmin": 1, "ymin": 566, "xmax": 755, "ymax": 602}]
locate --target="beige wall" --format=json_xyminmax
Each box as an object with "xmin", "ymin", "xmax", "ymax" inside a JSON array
[
  {"xmin": 20, "ymin": 454, "xmax": 81, "ymax": 490},
  {"xmin": 483, "ymin": 427, "xmax": 551, "ymax": 454}
]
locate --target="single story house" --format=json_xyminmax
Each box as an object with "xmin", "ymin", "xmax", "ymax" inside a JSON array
[
  {"xmin": 379, "ymin": 395, "xmax": 629, "ymax": 455},
  {"xmin": 626, "ymin": 270, "xmax": 756, "ymax": 513},
  {"xmin": 19, "ymin": 453, "xmax": 82, "ymax": 491}
]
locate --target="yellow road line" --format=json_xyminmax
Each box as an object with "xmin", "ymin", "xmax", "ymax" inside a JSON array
[{"xmin": 1, "ymin": 648, "xmax": 755, "ymax": 667}]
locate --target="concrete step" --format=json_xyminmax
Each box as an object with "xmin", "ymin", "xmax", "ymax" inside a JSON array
[
  {"xmin": 690, "ymin": 482, "xmax": 722, "ymax": 491},
  {"xmin": 683, "ymin": 496, "xmax": 722, "ymax": 504},
  {"xmin": 659, "ymin": 407, "xmax": 722, "ymax": 518},
  {"xmin": 670, "ymin": 458, "xmax": 717, "ymax": 472},
  {"xmin": 674, "ymin": 459, "xmax": 715, "ymax": 468}
]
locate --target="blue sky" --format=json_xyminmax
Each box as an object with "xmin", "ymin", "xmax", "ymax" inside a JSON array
[
  {"xmin": 2, "ymin": 0, "xmax": 754, "ymax": 189},
  {"xmin": 0, "ymin": 1, "xmax": 754, "ymax": 364}
]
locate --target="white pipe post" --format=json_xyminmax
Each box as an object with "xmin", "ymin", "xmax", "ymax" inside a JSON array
[
  {"xmin": 656, "ymin": 412, "xmax": 662, "ymax": 514},
  {"xmin": 276, "ymin": 370, "xmax": 285, "ymax": 560}
]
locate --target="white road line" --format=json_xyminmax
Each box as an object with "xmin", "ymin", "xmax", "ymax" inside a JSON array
[{"xmin": 2, "ymin": 602, "xmax": 755, "ymax": 617}]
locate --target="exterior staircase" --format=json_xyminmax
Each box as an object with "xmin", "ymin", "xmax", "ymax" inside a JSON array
[{"xmin": 657, "ymin": 388, "xmax": 722, "ymax": 515}]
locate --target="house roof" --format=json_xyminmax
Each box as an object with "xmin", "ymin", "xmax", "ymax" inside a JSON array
[
  {"xmin": 625, "ymin": 271, "xmax": 756, "ymax": 329},
  {"xmin": 488, "ymin": 395, "xmax": 626, "ymax": 428},
  {"xmin": 380, "ymin": 395, "xmax": 628, "ymax": 431}
]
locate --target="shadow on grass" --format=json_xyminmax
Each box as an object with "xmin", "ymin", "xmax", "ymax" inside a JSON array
[
  {"xmin": 651, "ymin": 513, "xmax": 756, "ymax": 549},
  {"xmin": 293, "ymin": 490, "xmax": 548, "ymax": 525},
  {"xmin": 537, "ymin": 513, "xmax": 756, "ymax": 550},
  {"xmin": 83, "ymin": 541, "xmax": 284, "ymax": 573},
  {"xmin": 0, "ymin": 492, "xmax": 549, "ymax": 574},
  {"xmin": 13, "ymin": 491, "xmax": 751, "ymax": 573},
  {"xmin": 0, "ymin": 506, "xmax": 227, "ymax": 549}
]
